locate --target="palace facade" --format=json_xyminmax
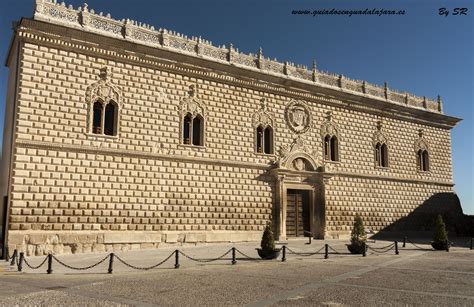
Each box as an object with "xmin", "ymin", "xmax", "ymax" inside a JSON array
[{"xmin": 0, "ymin": 0, "xmax": 461, "ymax": 255}]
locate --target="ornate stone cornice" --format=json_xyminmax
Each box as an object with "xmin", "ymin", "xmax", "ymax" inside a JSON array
[
  {"xmin": 12, "ymin": 19, "xmax": 461, "ymax": 130},
  {"xmin": 29, "ymin": 0, "xmax": 461, "ymax": 124}
]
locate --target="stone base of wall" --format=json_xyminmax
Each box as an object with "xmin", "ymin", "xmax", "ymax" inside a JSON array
[
  {"xmin": 7, "ymin": 230, "xmax": 262, "ymax": 256},
  {"xmin": 325, "ymin": 231, "xmax": 351, "ymax": 240}
]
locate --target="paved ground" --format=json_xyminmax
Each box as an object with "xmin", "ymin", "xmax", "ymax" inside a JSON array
[{"xmin": 0, "ymin": 239, "xmax": 473, "ymax": 306}]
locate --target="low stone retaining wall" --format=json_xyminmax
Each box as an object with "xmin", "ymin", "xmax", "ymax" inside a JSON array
[{"xmin": 7, "ymin": 230, "xmax": 262, "ymax": 256}]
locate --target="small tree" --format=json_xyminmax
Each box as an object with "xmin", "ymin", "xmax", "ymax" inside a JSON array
[
  {"xmin": 350, "ymin": 214, "xmax": 366, "ymax": 245},
  {"xmin": 432, "ymin": 214, "xmax": 448, "ymax": 243},
  {"xmin": 260, "ymin": 222, "xmax": 276, "ymax": 251}
]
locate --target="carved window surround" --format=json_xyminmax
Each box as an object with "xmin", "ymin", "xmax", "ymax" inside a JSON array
[
  {"xmin": 252, "ymin": 98, "xmax": 275, "ymax": 155},
  {"xmin": 179, "ymin": 85, "xmax": 207, "ymax": 147},
  {"xmin": 85, "ymin": 67, "xmax": 122, "ymax": 139}
]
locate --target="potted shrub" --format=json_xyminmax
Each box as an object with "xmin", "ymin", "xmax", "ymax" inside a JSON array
[
  {"xmin": 256, "ymin": 222, "xmax": 281, "ymax": 260},
  {"xmin": 346, "ymin": 214, "xmax": 368, "ymax": 254},
  {"xmin": 431, "ymin": 214, "xmax": 449, "ymax": 250}
]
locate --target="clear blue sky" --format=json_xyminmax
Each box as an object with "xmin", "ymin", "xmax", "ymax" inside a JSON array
[{"xmin": 0, "ymin": 0, "xmax": 472, "ymax": 214}]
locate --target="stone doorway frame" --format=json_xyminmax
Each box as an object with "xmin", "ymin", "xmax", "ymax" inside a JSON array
[{"xmin": 270, "ymin": 167, "xmax": 331, "ymax": 241}]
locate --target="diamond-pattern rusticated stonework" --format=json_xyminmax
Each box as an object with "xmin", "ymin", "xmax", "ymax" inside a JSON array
[{"xmin": 0, "ymin": 0, "xmax": 461, "ymax": 255}]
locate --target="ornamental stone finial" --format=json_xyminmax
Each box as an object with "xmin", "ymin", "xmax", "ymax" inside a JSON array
[
  {"xmin": 325, "ymin": 111, "xmax": 332, "ymax": 121},
  {"xmin": 418, "ymin": 129, "xmax": 424, "ymax": 138},
  {"xmin": 260, "ymin": 98, "xmax": 268, "ymax": 111},
  {"xmin": 437, "ymin": 95, "xmax": 443, "ymax": 112},
  {"xmin": 99, "ymin": 67, "xmax": 108, "ymax": 80},
  {"xmin": 82, "ymin": 3, "xmax": 88, "ymax": 12},
  {"xmin": 377, "ymin": 120, "xmax": 383, "ymax": 131},
  {"xmin": 312, "ymin": 60, "xmax": 318, "ymax": 82},
  {"xmin": 188, "ymin": 84, "xmax": 197, "ymax": 97}
]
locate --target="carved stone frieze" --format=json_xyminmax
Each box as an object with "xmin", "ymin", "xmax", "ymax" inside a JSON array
[{"xmin": 276, "ymin": 136, "xmax": 318, "ymax": 170}]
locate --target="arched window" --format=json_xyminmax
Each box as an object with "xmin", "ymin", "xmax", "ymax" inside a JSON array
[
  {"xmin": 324, "ymin": 135, "xmax": 331, "ymax": 160},
  {"xmin": 415, "ymin": 129, "xmax": 430, "ymax": 172},
  {"xmin": 92, "ymin": 101, "xmax": 103, "ymax": 134},
  {"xmin": 330, "ymin": 136, "xmax": 338, "ymax": 161},
  {"xmin": 181, "ymin": 113, "xmax": 204, "ymax": 146},
  {"xmin": 256, "ymin": 126, "xmax": 264, "ymax": 153},
  {"xmin": 255, "ymin": 125, "xmax": 273, "ymax": 154},
  {"xmin": 422, "ymin": 150, "xmax": 429, "ymax": 171},
  {"xmin": 86, "ymin": 67, "xmax": 122, "ymax": 137},
  {"xmin": 192, "ymin": 115, "xmax": 203, "ymax": 146},
  {"xmin": 264, "ymin": 126, "xmax": 273, "ymax": 154},
  {"xmin": 375, "ymin": 142, "xmax": 389, "ymax": 167},
  {"xmin": 324, "ymin": 135, "xmax": 339, "ymax": 162},
  {"xmin": 104, "ymin": 101, "xmax": 118, "ymax": 136},
  {"xmin": 418, "ymin": 149, "xmax": 430, "ymax": 171},
  {"xmin": 381, "ymin": 143, "xmax": 388, "ymax": 167},
  {"xmin": 179, "ymin": 85, "xmax": 206, "ymax": 147},
  {"xmin": 183, "ymin": 113, "xmax": 192, "ymax": 145}
]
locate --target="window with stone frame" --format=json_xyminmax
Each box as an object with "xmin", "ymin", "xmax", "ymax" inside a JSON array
[
  {"xmin": 179, "ymin": 85, "xmax": 206, "ymax": 147},
  {"xmin": 321, "ymin": 111, "xmax": 340, "ymax": 162},
  {"xmin": 373, "ymin": 121, "xmax": 389, "ymax": 168},
  {"xmin": 414, "ymin": 129, "xmax": 431, "ymax": 172},
  {"xmin": 252, "ymin": 98, "xmax": 275, "ymax": 155},
  {"xmin": 375, "ymin": 143, "xmax": 389, "ymax": 167},
  {"xmin": 86, "ymin": 67, "xmax": 122, "ymax": 137}
]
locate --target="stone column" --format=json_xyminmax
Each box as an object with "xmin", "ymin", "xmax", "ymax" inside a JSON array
[{"xmin": 273, "ymin": 174, "xmax": 285, "ymax": 240}]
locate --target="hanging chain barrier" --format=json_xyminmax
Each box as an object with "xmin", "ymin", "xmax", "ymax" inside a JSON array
[
  {"xmin": 367, "ymin": 242, "xmax": 397, "ymax": 254},
  {"xmin": 403, "ymin": 237, "xmax": 434, "ymax": 251},
  {"xmin": 5, "ymin": 238, "xmax": 472, "ymax": 274},
  {"xmin": 285, "ymin": 246, "xmax": 325, "ymax": 257},
  {"xmin": 52, "ymin": 254, "xmax": 110, "ymax": 271},
  {"xmin": 178, "ymin": 249, "xmax": 232, "ymax": 263},
  {"xmin": 235, "ymin": 248, "xmax": 260, "ymax": 261},
  {"xmin": 23, "ymin": 255, "xmax": 49, "ymax": 270},
  {"xmin": 114, "ymin": 252, "xmax": 175, "ymax": 271}
]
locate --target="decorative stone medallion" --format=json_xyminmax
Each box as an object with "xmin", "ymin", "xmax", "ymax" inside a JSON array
[{"xmin": 285, "ymin": 100, "xmax": 312, "ymax": 134}]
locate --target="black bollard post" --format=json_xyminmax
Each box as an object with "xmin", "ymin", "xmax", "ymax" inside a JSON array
[
  {"xmin": 108, "ymin": 253, "xmax": 114, "ymax": 274},
  {"xmin": 231, "ymin": 247, "xmax": 236, "ymax": 265},
  {"xmin": 18, "ymin": 252, "xmax": 24, "ymax": 272},
  {"xmin": 362, "ymin": 243, "xmax": 366, "ymax": 257},
  {"xmin": 324, "ymin": 244, "xmax": 329, "ymax": 259},
  {"xmin": 174, "ymin": 250, "xmax": 180, "ymax": 269},
  {"xmin": 281, "ymin": 246, "xmax": 286, "ymax": 262},
  {"xmin": 395, "ymin": 241, "xmax": 399, "ymax": 255},
  {"xmin": 47, "ymin": 254, "xmax": 53, "ymax": 274},
  {"xmin": 470, "ymin": 238, "xmax": 473, "ymax": 250},
  {"xmin": 10, "ymin": 249, "xmax": 17, "ymax": 266},
  {"xmin": 445, "ymin": 240, "xmax": 449, "ymax": 252},
  {"xmin": 5, "ymin": 246, "xmax": 9, "ymax": 262},
  {"xmin": 403, "ymin": 236, "xmax": 407, "ymax": 248}
]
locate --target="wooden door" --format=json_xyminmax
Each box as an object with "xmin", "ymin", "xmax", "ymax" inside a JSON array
[{"xmin": 286, "ymin": 190, "xmax": 310, "ymax": 237}]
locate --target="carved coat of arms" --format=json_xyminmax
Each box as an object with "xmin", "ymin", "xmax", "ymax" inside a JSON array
[{"xmin": 285, "ymin": 100, "xmax": 312, "ymax": 134}]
